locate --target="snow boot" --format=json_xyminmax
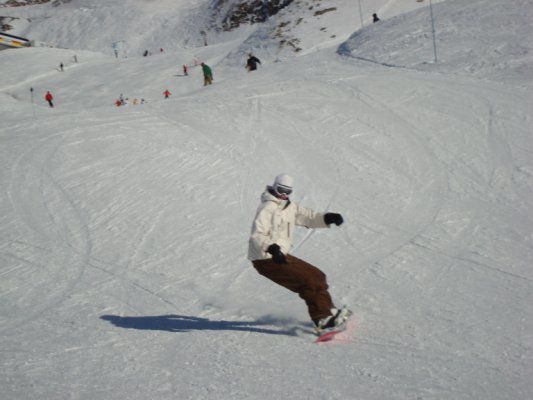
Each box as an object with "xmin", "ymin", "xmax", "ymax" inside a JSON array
[{"xmin": 315, "ymin": 306, "xmax": 352, "ymax": 334}]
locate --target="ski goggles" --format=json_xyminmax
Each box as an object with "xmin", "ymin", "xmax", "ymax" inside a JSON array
[{"xmin": 276, "ymin": 185, "xmax": 293, "ymax": 196}]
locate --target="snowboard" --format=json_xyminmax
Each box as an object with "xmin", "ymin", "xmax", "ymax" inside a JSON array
[
  {"xmin": 315, "ymin": 328, "xmax": 346, "ymax": 343},
  {"xmin": 314, "ymin": 319, "xmax": 354, "ymax": 344}
]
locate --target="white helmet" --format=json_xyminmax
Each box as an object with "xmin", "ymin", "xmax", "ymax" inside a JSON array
[{"xmin": 273, "ymin": 174, "xmax": 293, "ymax": 198}]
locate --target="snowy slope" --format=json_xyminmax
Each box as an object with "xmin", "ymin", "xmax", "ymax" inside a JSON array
[
  {"xmin": 1, "ymin": 0, "xmax": 207, "ymax": 54},
  {"xmin": 1, "ymin": 0, "xmax": 532, "ymax": 399}
]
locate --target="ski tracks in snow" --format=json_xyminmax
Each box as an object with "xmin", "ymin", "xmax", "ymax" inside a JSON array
[
  {"xmin": 307, "ymin": 74, "xmax": 448, "ymax": 277},
  {"xmin": 0, "ymin": 113, "xmax": 195, "ymax": 333},
  {"xmin": 2, "ymin": 123, "xmax": 92, "ymax": 334}
]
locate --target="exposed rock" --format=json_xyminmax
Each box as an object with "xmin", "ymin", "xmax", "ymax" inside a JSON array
[
  {"xmin": 0, "ymin": 15, "xmax": 18, "ymax": 30},
  {"xmin": 0, "ymin": 0, "xmax": 69, "ymax": 7},
  {"xmin": 211, "ymin": 0, "xmax": 294, "ymax": 31},
  {"xmin": 314, "ymin": 7, "xmax": 336, "ymax": 16}
]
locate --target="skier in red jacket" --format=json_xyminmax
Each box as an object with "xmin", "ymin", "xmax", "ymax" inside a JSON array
[
  {"xmin": 45, "ymin": 91, "xmax": 54, "ymax": 107},
  {"xmin": 163, "ymin": 89, "xmax": 171, "ymax": 99}
]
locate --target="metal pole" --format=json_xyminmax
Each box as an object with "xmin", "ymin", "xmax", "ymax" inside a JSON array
[
  {"xmin": 428, "ymin": 0, "xmax": 438, "ymax": 63},
  {"xmin": 30, "ymin": 87, "xmax": 36, "ymax": 119},
  {"xmin": 358, "ymin": 0, "xmax": 364, "ymax": 28}
]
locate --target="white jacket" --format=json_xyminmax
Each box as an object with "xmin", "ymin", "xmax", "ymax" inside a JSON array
[{"xmin": 248, "ymin": 187, "xmax": 328, "ymax": 261}]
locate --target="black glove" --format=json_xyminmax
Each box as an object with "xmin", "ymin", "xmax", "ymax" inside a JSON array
[
  {"xmin": 267, "ymin": 243, "xmax": 287, "ymax": 264},
  {"xmin": 324, "ymin": 212, "xmax": 344, "ymax": 226}
]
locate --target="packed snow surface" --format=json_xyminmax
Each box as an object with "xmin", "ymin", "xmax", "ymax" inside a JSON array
[{"xmin": 1, "ymin": 0, "xmax": 532, "ymax": 399}]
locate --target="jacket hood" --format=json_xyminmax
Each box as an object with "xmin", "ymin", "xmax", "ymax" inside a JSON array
[{"xmin": 262, "ymin": 186, "xmax": 287, "ymax": 205}]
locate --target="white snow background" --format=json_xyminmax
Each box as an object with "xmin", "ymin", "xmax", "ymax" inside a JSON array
[{"xmin": 1, "ymin": 0, "xmax": 532, "ymax": 399}]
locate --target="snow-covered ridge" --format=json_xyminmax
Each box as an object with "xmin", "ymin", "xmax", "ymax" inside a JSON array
[{"xmin": 339, "ymin": 0, "xmax": 533, "ymax": 83}]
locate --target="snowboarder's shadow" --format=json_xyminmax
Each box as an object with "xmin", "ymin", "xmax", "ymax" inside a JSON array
[{"xmin": 100, "ymin": 314, "xmax": 306, "ymax": 336}]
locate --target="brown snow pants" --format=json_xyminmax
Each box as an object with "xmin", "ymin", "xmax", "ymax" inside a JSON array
[{"xmin": 252, "ymin": 254, "xmax": 334, "ymax": 324}]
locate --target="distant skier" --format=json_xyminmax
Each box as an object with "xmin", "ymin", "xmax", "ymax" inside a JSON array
[
  {"xmin": 373, "ymin": 13, "xmax": 380, "ymax": 23},
  {"xmin": 163, "ymin": 89, "xmax": 171, "ymax": 99},
  {"xmin": 59, "ymin": 62, "xmax": 64, "ymax": 72},
  {"xmin": 183, "ymin": 64, "xmax": 188, "ymax": 76},
  {"xmin": 201, "ymin": 62, "xmax": 213, "ymax": 86},
  {"xmin": 248, "ymin": 173, "xmax": 350, "ymax": 332},
  {"xmin": 246, "ymin": 53, "xmax": 261, "ymax": 71},
  {"xmin": 45, "ymin": 91, "xmax": 54, "ymax": 108}
]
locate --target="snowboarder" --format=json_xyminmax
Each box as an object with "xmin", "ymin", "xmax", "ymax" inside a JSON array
[
  {"xmin": 183, "ymin": 64, "xmax": 188, "ymax": 76},
  {"xmin": 373, "ymin": 13, "xmax": 380, "ymax": 23},
  {"xmin": 163, "ymin": 89, "xmax": 171, "ymax": 99},
  {"xmin": 201, "ymin": 62, "xmax": 213, "ymax": 86},
  {"xmin": 246, "ymin": 53, "xmax": 261, "ymax": 71},
  {"xmin": 248, "ymin": 173, "xmax": 350, "ymax": 332},
  {"xmin": 45, "ymin": 91, "xmax": 54, "ymax": 107}
]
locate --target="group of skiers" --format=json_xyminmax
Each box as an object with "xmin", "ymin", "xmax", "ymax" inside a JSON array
[
  {"xmin": 110, "ymin": 59, "xmax": 215, "ymax": 107},
  {"xmin": 42, "ymin": 53, "xmax": 262, "ymax": 109},
  {"xmin": 114, "ymin": 94, "xmax": 147, "ymax": 107},
  {"xmin": 184, "ymin": 53, "xmax": 260, "ymax": 86},
  {"xmin": 197, "ymin": 54, "xmax": 259, "ymax": 87},
  {"xmin": 143, "ymin": 48, "xmax": 165, "ymax": 57},
  {"xmin": 58, "ymin": 55, "xmax": 78, "ymax": 72}
]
